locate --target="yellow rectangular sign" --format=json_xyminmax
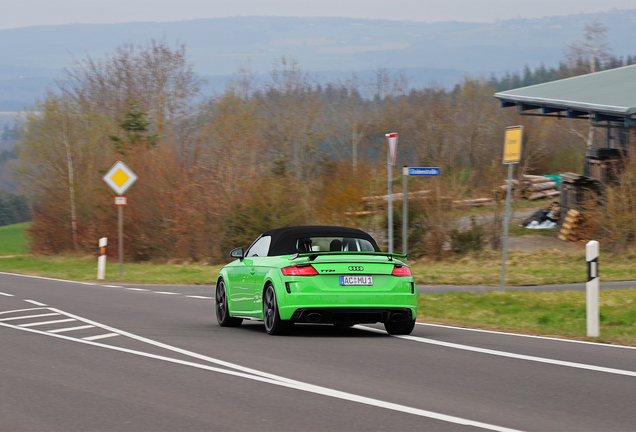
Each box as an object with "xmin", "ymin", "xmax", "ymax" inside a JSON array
[{"xmin": 503, "ymin": 126, "xmax": 523, "ymax": 164}]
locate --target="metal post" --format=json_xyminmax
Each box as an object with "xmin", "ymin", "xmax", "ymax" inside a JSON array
[
  {"xmin": 586, "ymin": 240, "xmax": 600, "ymax": 337},
  {"xmin": 500, "ymin": 163, "xmax": 513, "ymax": 289},
  {"xmin": 388, "ymin": 151, "xmax": 393, "ymax": 253},
  {"xmin": 402, "ymin": 166, "xmax": 408, "ymax": 255},
  {"xmin": 118, "ymin": 205, "xmax": 123, "ymax": 277}
]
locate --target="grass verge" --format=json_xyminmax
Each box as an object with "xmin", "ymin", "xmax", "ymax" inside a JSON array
[
  {"xmin": 0, "ymin": 222, "xmax": 29, "ymax": 255},
  {"xmin": 409, "ymin": 249, "xmax": 636, "ymax": 286},
  {"xmin": 1, "ymin": 248, "xmax": 636, "ymax": 287},
  {"xmin": 417, "ymin": 289, "xmax": 636, "ymax": 346}
]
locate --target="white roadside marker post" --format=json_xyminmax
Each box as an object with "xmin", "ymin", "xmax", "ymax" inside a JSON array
[
  {"xmin": 97, "ymin": 237, "xmax": 107, "ymax": 280},
  {"xmin": 586, "ymin": 240, "xmax": 600, "ymax": 337}
]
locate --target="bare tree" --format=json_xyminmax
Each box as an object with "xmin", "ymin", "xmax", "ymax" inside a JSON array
[
  {"xmin": 564, "ymin": 19, "xmax": 613, "ymax": 148},
  {"xmin": 565, "ymin": 18, "xmax": 613, "ymax": 75}
]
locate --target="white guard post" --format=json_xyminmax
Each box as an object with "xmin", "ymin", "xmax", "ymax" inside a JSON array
[
  {"xmin": 97, "ymin": 237, "xmax": 107, "ymax": 280},
  {"xmin": 586, "ymin": 240, "xmax": 599, "ymax": 337}
]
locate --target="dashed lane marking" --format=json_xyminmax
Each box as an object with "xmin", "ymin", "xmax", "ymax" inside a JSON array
[{"xmin": 0, "ymin": 272, "xmax": 215, "ymax": 301}]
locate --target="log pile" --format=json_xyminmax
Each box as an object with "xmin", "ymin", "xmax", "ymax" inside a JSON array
[
  {"xmin": 362, "ymin": 190, "xmax": 494, "ymax": 207},
  {"xmin": 497, "ymin": 175, "xmax": 560, "ymax": 201},
  {"xmin": 558, "ymin": 209, "xmax": 583, "ymax": 242}
]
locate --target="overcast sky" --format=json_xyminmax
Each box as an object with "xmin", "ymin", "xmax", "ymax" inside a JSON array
[{"xmin": 2, "ymin": 0, "xmax": 635, "ymax": 29}]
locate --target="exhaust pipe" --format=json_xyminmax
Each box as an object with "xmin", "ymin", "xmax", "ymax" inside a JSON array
[
  {"xmin": 390, "ymin": 312, "xmax": 404, "ymax": 322},
  {"xmin": 306, "ymin": 312, "xmax": 322, "ymax": 322}
]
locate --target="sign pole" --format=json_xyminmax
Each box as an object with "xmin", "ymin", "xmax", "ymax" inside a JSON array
[
  {"xmin": 385, "ymin": 133, "xmax": 398, "ymax": 254},
  {"xmin": 500, "ymin": 163, "xmax": 513, "ymax": 290},
  {"xmin": 103, "ymin": 161, "xmax": 137, "ymax": 279},
  {"xmin": 402, "ymin": 166, "xmax": 408, "ymax": 255},
  {"xmin": 500, "ymin": 126, "xmax": 523, "ymax": 290},
  {"xmin": 400, "ymin": 167, "xmax": 440, "ymax": 256},
  {"xmin": 118, "ymin": 205, "xmax": 123, "ymax": 277},
  {"xmin": 388, "ymin": 152, "xmax": 393, "ymax": 253}
]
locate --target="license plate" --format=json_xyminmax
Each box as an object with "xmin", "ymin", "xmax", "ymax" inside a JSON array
[{"xmin": 340, "ymin": 276, "xmax": 373, "ymax": 286}]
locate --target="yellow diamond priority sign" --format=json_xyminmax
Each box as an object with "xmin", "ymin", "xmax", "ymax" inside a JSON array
[{"xmin": 103, "ymin": 161, "xmax": 138, "ymax": 195}]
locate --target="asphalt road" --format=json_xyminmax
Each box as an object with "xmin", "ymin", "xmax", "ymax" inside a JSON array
[{"xmin": 2, "ymin": 272, "xmax": 636, "ymax": 431}]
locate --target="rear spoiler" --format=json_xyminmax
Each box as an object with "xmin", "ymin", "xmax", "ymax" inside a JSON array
[{"xmin": 289, "ymin": 251, "xmax": 408, "ymax": 262}]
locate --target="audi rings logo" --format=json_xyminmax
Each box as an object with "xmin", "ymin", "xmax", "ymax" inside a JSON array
[{"xmin": 348, "ymin": 266, "xmax": 364, "ymax": 271}]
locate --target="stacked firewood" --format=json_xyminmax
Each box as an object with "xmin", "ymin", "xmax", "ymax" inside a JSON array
[
  {"xmin": 496, "ymin": 175, "xmax": 560, "ymax": 200},
  {"xmin": 558, "ymin": 209, "xmax": 583, "ymax": 242}
]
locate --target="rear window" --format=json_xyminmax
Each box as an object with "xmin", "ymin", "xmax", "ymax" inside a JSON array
[{"xmin": 295, "ymin": 237, "xmax": 376, "ymax": 253}]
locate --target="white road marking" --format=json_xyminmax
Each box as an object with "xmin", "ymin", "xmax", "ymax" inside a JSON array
[
  {"xmin": 0, "ymin": 312, "xmax": 60, "ymax": 322},
  {"xmin": 0, "ymin": 291, "xmax": 14, "ymax": 296},
  {"xmin": 0, "ymin": 316, "xmax": 523, "ymax": 432},
  {"xmin": 24, "ymin": 300, "xmax": 47, "ymax": 306},
  {"xmin": 0, "ymin": 307, "xmax": 48, "ymax": 315},
  {"xmin": 103, "ymin": 285, "xmax": 122, "ymax": 288},
  {"xmin": 186, "ymin": 295, "xmax": 214, "ymax": 299},
  {"xmin": 154, "ymin": 291, "xmax": 178, "ymax": 295},
  {"xmin": 126, "ymin": 288, "xmax": 148, "ymax": 291},
  {"xmin": 83, "ymin": 333, "xmax": 120, "ymax": 341},
  {"xmin": 416, "ymin": 322, "xmax": 636, "ymax": 351},
  {"xmin": 20, "ymin": 318, "xmax": 75, "ymax": 327},
  {"xmin": 48, "ymin": 325, "xmax": 95, "ymax": 334},
  {"xmin": 0, "ymin": 271, "xmax": 87, "ymax": 285},
  {"xmin": 358, "ymin": 326, "xmax": 636, "ymax": 378}
]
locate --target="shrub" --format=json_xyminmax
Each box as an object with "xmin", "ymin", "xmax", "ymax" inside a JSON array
[{"xmin": 449, "ymin": 217, "xmax": 483, "ymax": 254}]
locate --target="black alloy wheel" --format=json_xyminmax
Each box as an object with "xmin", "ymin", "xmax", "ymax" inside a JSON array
[
  {"xmin": 215, "ymin": 279, "xmax": 242, "ymax": 327},
  {"xmin": 263, "ymin": 284, "xmax": 292, "ymax": 335}
]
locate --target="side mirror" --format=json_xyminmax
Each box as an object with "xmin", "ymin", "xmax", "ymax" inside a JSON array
[{"xmin": 230, "ymin": 248, "xmax": 244, "ymax": 260}]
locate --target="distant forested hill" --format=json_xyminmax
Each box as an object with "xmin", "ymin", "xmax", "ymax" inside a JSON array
[{"xmin": 0, "ymin": 10, "xmax": 635, "ymax": 109}]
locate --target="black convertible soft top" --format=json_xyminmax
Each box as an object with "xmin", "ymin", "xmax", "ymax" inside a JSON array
[{"xmin": 262, "ymin": 226, "xmax": 380, "ymax": 256}]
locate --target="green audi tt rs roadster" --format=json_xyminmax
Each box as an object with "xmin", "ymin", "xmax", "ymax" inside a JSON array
[{"xmin": 215, "ymin": 226, "xmax": 417, "ymax": 335}]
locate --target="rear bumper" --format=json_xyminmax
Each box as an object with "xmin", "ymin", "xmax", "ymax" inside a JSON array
[{"xmin": 289, "ymin": 307, "xmax": 413, "ymax": 324}]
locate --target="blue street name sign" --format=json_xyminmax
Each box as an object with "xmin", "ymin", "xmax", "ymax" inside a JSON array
[{"xmin": 408, "ymin": 167, "xmax": 440, "ymax": 176}]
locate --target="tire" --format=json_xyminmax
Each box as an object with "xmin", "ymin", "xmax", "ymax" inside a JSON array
[
  {"xmin": 215, "ymin": 279, "xmax": 242, "ymax": 327},
  {"xmin": 263, "ymin": 284, "xmax": 292, "ymax": 335},
  {"xmin": 384, "ymin": 319, "xmax": 415, "ymax": 335}
]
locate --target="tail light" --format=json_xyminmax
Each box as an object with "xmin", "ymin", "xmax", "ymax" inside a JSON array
[
  {"xmin": 391, "ymin": 265, "xmax": 412, "ymax": 277},
  {"xmin": 281, "ymin": 264, "xmax": 319, "ymax": 276}
]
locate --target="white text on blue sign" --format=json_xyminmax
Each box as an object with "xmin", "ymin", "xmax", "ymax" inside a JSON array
[{"xmin": 408, "ymin": 167, "xmax": 440, "ymax": 176}]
